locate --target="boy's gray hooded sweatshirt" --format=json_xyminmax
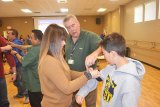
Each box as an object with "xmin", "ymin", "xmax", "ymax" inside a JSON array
[{"xmin": 77, "ymin": 58, "xmax": 145, "ymax": 107}]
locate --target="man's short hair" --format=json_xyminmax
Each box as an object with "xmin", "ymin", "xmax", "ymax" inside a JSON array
[
  {"xmin": 8, "ymin": 29, "xmax": 18, "ymax": 37},
  {"xmin": 32, "ymin": 30, "xmax": 43, "ymax": 41},
  {"xmin": 63, "ymin": 14, "xmax": 78, "ymax": 23}
]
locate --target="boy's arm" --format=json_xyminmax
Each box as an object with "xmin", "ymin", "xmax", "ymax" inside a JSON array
[
  {"xmin": 76, "ymin": 79, "xmax": 99, "ymax": 105},
  {"xmin": 76, "ymin": 69, "xmax": 105, "ymax": 97},
  {"xmin": 76, "ymin": 79, "xmax": 98, "ymax": 97},
  {"xmin": 76, "ymin": 69, "xmax": 106, "ymax": 105}
]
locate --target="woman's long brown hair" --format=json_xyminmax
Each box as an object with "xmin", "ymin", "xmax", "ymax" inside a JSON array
[{"xmin": 38, "ymin": 24, "xmax": 69, "ymax": 71}]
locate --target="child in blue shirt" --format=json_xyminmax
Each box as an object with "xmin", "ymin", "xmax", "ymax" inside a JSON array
[{"xmin": 76, "ymin": 32, "xmax": 145, "ymax": 107}]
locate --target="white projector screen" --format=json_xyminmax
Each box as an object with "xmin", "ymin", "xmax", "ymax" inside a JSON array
[{"xmin": 33, "ymin": 17, "xmax": 65, "ymax": 33}]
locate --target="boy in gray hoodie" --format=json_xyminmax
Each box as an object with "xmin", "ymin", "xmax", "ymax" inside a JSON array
[{"xmin": 76, "ymin": 32, "xmax": 145, "ymax": 107}]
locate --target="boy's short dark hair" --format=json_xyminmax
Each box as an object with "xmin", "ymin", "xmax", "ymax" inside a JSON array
[
  {"xmin": 100, "ymin": 32, "xmax": 126, "ymax": 57},
  {"xmin": 32, "ymin": 30, "xmax": 43, "ymax": 41}
]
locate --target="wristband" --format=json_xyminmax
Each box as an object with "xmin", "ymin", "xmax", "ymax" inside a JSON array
[
  {"xmin": 96, "ymin": 77, "xmax": 103, "ymax": 81},
  {"xmin": 84, "ymin": 71, "xmax": 92, "ymax": 80},
  {"xmin": 13, "ymin": 72, "xmax": 16, "ymax": 75}
]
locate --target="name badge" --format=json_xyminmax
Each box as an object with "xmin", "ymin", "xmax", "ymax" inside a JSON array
[{"xmin": 68, "ymin": 59, "xmax": 74, "ymax": 64}]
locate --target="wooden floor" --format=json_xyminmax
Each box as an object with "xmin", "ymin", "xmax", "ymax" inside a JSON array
[{"xmin": 4, "ymin": 60, "xmax": 160, "ymax": 107}]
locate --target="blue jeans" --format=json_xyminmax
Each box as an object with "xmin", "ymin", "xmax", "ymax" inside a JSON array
[
  {"xmin": 14, "ymin": 66, "xmax": 26, "ymax": 95},
  {"xmin": 0, "ymin": 77, "xmax": 9, "ymax": 107}
]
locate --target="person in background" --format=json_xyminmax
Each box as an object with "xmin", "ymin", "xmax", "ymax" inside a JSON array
[
  {"xmin": 38, "ymin": 24, "xmax": 100, "ymax": 107},
  {"xmin": 63, "ymin": 14, "xmax": 101, "ymax": 107},
  {"xmin": 76, "ymin": 32, "xmax": 145, "ymax": 107},
  {"xmin": 0, "ymin": 36, "xmax": 16, "ymax": 107},
  {"xmin": 7, "ymin": 29, "xmax": 27, "ymax": 100},
  {"xmin": 10, "ymin": 30, "xmax": 43, "ymax": 107},
  {"xmin": 19, "ymin": 35, "xmax": 25, "ymax": 45},
  {"xmin": 99, "ymin": 33, "xmax": 105, "ymax": 40},
  {"xmin": 26, "ymin": 35, "xmax": 32, "ymax": 45}
]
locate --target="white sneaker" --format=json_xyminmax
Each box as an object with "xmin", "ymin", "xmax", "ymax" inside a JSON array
[{"xmin": 23, "ymin": 97, "xmax": 29, "ymax": 104}]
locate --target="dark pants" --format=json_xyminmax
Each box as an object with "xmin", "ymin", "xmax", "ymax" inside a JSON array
[
  {"xmin": 28, "ymin": 91, "xmax": 43, "ymax": 107},
  {"xmin": 70, "ymin": 89, "xmax": 97, "ymax": 107},
  {"xmin": 14, "ymin": 66, "xmax": 26, "ymax": 96},
  {"xmin": 0, "ymin": 77, "xmax": 9, "ymax": 107}
]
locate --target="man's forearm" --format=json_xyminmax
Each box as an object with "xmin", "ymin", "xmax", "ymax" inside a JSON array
[
  {"xmin": 0, "ymin": 45, "xmax": 12, "ymax": 52},
  {"xmin": 92, "ymin": 47, "xmax": 102, "ymax": 57},
  {"xmin": 14, "ymin": 44, "xmax": 32, "ymax": 50},
  {"xmin": 85, "ymin": 47, "xmax": 102, "ymax": 68},
  {"xmin": 0, "ymin": 47, "xmax": 6, "ymax": 52},
  {"xmin": 15, "ymin": 53, "xmax": 23, "ymax": 63},
  {"xmin": 11, "ymin": 67, "xmax": 17, "ymax": 74}
]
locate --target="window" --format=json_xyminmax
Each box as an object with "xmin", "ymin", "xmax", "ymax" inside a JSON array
[
  {"xmin": 34, "ymin": 17, "xmax": 65, "ymax": 33},
  {"xmin": 144, "ymin": 1, "xmax": 156, "ymax": 21},
  {"xmin": 134, "ymin": 5, "xmax": 143, "ymax": 23},
  {"xmin": 159, "ymin": 0, "xmax": 160, "ymax": 19}
]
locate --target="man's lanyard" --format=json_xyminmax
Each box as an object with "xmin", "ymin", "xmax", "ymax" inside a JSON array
[{"xmin": 70, "ymin": 41, "xmax": 78, "ymax": 59}]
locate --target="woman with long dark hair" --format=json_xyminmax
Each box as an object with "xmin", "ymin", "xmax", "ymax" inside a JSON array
[{"xmin": 38, "ymin": 24, "xmax": 100, "ymax": 107}]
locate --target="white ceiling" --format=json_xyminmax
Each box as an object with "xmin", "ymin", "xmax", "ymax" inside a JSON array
[{"xmin": 0, "ymin": 0, "xmax": 132, "ymax": 17}]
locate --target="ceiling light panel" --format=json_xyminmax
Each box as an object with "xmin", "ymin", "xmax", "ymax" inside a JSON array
[
  {"xmin": 97, "ymin": 8, "xmax": 107, "ymax": 12},
  {"xmin": 21, "ymin": 9, "xmax": 32, "ymax": 13},
  {"xmin": 109, "ymin": 0, "xmax": 119, "ymax": 1},
  {"xmin": 1, "ymin": 0, "xmax": 13, "ymax": 2},
  {"xmin": 60, "ymin": 8, "xmax": 68, "ymax": 12},
  {"xmin": 57, "ymin": 0, "xmax": 67, "ymax": 3}
]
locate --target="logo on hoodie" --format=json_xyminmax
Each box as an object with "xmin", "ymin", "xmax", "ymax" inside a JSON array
[{"xmin": 103, "ymin": 75, "xmax": 117, "ymax": 102}]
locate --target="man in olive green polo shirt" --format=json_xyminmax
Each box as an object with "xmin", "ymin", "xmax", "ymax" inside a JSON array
[{"xmin": 64, "ymin": 14, "xmax": 101, "ymax": 107}]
